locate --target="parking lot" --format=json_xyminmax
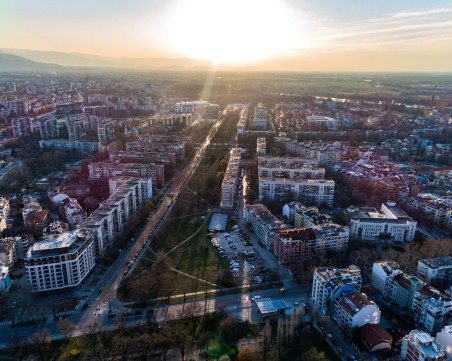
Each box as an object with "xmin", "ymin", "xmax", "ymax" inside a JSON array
[{"xmin": 209, "ymin": 229, "xmax": 278, "ymax": 285}]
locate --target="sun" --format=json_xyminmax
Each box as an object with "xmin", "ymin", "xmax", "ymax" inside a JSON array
[{"xmin": 165, "ymin": 0, "xmax": 298, "ymax": 64}]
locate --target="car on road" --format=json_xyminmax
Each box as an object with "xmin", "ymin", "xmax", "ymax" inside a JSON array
[
  {"xmin": 337, "ymin": 347, "xmax": 343, "ymax": 354},
  {"xmin": 251, "ymin": 295, "xmax": 261, "ymax": 301},
  {"xmin": 280, "ymin": 287, "xmax": 286, "ymax": 293}
]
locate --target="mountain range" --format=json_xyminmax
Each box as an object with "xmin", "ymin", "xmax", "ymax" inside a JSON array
[{"xmin": 0, "ymin": 48, "xmax": 226, "ymax": 72}]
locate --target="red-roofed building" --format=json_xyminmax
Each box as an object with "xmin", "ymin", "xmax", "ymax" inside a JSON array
[
  {"xmin": 334, "ymin": 292, "xmax": 381, "ymax": 336},
  {"xmin": 360, "ymin": 323, "xmax": 393, "ymax": 352}
]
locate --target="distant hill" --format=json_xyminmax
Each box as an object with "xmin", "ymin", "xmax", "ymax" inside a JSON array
[
  {"xmin": 0, "ymin": 53, "xmax": 64, "ymax": 72},
  {"xmin": 0, "ymin": 48, "xmax": 212, "ymax": 70}
]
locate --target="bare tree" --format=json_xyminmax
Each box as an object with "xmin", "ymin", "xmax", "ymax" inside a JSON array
[
  {"xmin": 57, "ymin": 318, "xmax": 75, "ymax": 341},
  {"xmin": 29, "ymin": 329, "xmax": 50, "ymax": 361},
  {"xmin": 262, "ymin": 319, "xmax": 272, "ymax": 361}
]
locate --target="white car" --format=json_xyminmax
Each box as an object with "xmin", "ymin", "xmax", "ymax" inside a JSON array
[{"xmin": 251, "ymin": 295, "xmax": 261, "ymax": 301}]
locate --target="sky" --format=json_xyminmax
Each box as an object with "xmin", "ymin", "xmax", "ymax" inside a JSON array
[{"xmin": 1, "ymin": 0, "xmax": 452, "ymax": 71}]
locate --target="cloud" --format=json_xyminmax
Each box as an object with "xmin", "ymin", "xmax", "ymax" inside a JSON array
[{"xmin": 391, "ymin": 7, "xmax": 452, "ymax": 18}]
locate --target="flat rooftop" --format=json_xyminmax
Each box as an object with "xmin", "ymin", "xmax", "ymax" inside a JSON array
[{"xmin": 209, "ymin": 213, "xmax": 228, "ymax": 231}]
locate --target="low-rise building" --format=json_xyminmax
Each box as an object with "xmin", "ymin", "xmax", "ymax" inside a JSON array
[
  {"xmin": 350, "ymin": 201, "xmax": 417, "ymax": 242},
  {"xmin": 360, "ymin": 324, "xmax": 393, "ymax": 353},
  {"xmin": 306, "ymin": 115, "xmax": 337, "ymax": 131},
  {"xmin": 401, "ymin": 329, "xmax": 446, "ymax": 361},
  {"xmin": 25, "ymin": 229, "xmax": 96, "ymax": 292},
  {"xmin": 312, "ymin": 265, "xmax": 361, "ymax": 315},
  {"xmin": 334, "ymin": 292, "xmax": 380, "ymax": 336}
]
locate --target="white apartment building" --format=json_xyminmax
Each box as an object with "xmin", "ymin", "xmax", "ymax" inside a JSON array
[
  {"xmin": 417, "ymin": 257, "xmax": 452, "ymax": 291},
  {"xmin": 80, "ymin": 178, "xmax": 146, "ymax": 256},
  {"xmin": 220, "ymin": 148, "xmax": 241, "ymax": 209},
  {"xmin": 25, "ymin": 229, "xmax": 96, "ymax": 292},
  {"xmin": 258, "ymin": 162, "xmax": 325, "ymax": 180},
  {"xmin": 0, "ymin": 197, "xmax": 9, "ymax": 231},
  {"xmin": 312, "ymin": 265, "xmax": 362, "ymax": 315},
  {"xmin": 244, "ymin": 204, "xmax": 287, "ymax": 249},
  {"xmin": 371, "ymin": 261, "xmax": 403, "ymax": 300},
  {"xmin": 63, "ymin": 198, "xmax": 87, "ymax": 227},
  {"xmin": 109, "ymin": 176, "xmax": 153, "ymax": 199},
  {"xmin": 436, "ymin": 325, "xmax": 452, "ymax": 360},
  {"xmin": 259, "ymin": 178, "xmax": 335, "ymax": 207},
  {"xmin": 334, "ymin": 292, "xmax": 380, "ymax": 336},
  {"xmin": 350, "ymin": 201, "xmax": 417, "ymax": 242},
  {"xmin": 401, "ymin": 330, "xmax": 447, "ymax": 361},
  {"xmin": 306, "ymin": 115, "xmax": 337, "ymax": 131},
  {"xmin": 38, "ymin": 116, "xmax": 59, "ymax": 140}
]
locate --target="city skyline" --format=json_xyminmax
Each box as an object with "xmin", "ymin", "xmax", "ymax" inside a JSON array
[{"xmin": 1, "ymin": 0, "xmax": 452, "ymax": 71}]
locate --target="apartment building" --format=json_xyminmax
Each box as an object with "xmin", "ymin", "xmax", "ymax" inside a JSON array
[
  {"xmin": 371, "ymin": 261, "xmax": 403, "ymax": 300},
  {"xmin": 275, "ymin": 138, "xmax": 348, "ymax": 165},
  {"xmin": 417, "ymin": 257, "xmax": 452, "ymax": 292},
  {"xmin": 311, "ymin": 265, "xmax": 362, "ymax": 315},
  {"xmin": 411, "ymin": 286, "xmax": 452, "ymax": 334},
  {"xmin": 66, "ymin": 114, "xmax": 87, "ymax": 140},
  {"xmin": 350, "ymin": 201, "xmax": 417, "ymax": 242},
  {"xmin": 97, "ymin": 120, "xmax": 114, "ymax": 143},
  {"xmin": 436, "ymin": 325, "xmax": 452, "ymax": 360},
  {"xmin": 88, "ymin": 161, "xmax": 164, "ymax": 188},
  {"xmin": 256, "ymin": 137, "xmax": 266, "ymax": 156},
  {"xmin": 220, "ymin": 148, "xmax": 241, "ymax": 209},
  {"xmin": 401, "ymin": 330, "xmax": 447, "ymax": 361},
  {"xmin": 408, "ymin": 194, "xmax": 452, "ymax": 230},
  {"xmin": 38, "ymin": 116, "xmax": 60, "ymax": 140},
  {"xmin": 295, "ymin": 205, "xmax": 332, "ymax": 228},
  {"xmin": 244, "ymin": 204, "xmax": 287, "ymax": 249},
  {"xmin": 0, "ymin": 197, "xmax": 9, "ymax": 232},
  {"xmin": 334, "ymin": 292, "xmax": 380, "ymax": 336},
  {"xmin": 109, "ymin": 150, "xmax": 176, "ymax": 168},
  {"xmin": 11, "ymin": 117, "xmax": 31, "ymax": 138},
  {"xmin": 149, "ymin": 113, "xmax": 191, "ymax": 127},
  {"xmin": 39, "ymin": 139, "xmax": 101, "ymax": 154},
  {"xmin": 258, "ymin": 160, "xmax": 325, "ymax": 180},
  {"xmin": 306, "ymin": 115, "xmax": 338, "ymax": 131},
  {"xmin": 25, "ymin": 229, "xmax": 96, "ymax": 293},
  {"xmin": 258, "ymin": 178, "xmax": 335, "ymax": 207},
  {"xmin": 80, "ymin": 178, "xmax": 147, "ymax": 256},
  {"xmin": 109, "ymin": 176, "xmax": 152, "ymax": 199}
]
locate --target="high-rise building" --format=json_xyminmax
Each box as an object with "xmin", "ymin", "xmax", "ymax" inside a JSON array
[
  {"xmin": 25, "ymin": 229, "xmax": 96, "ymax": 292},
  {"xmin": 38, "ymin": 116, "xmax": 60, "ymax": 140},
  {"xmin": 11, "ymin": 117, "xmax": 31, "ymax": 138},
  {"xmin": 66, "ymin": 115, "xmax": 87, "ymax": 141}
]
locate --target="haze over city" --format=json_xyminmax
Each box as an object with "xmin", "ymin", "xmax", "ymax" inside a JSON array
[
  {"xmin": 1, "ymin": 0, "xmax": 452, "ymax": 71},
  {"xmin": 0, "ymin": 1, "xmax": 451, "ymax": 361}
]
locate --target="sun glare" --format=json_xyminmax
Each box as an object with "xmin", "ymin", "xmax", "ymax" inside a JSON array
[{"xmin": 165, "ymin": 0, "xmax": 298, "ymax": 64}]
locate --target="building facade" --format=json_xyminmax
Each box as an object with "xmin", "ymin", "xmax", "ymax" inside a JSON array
[{"xmin": 25, "ymin": 229, "xmax": 96, "ymax": 292}]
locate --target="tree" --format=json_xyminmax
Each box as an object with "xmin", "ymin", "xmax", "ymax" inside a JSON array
[
  {"xmin": 237, "ymin": 346, "xmax": 261, "ymax": 361},
  {"xmin": 262, "ymin": 319, "xmax": 272, "ymax": 361},
  {"xmin": 30, "ymin": 329, "xmax": 51, "ymax": 361},
  {"xmin": 132, "ymin": 333, "xmax": 154, "ymax": 361},
  {"xmin": 301, "ymin": 347, "xmax": 327, "ymax": 361},
  {"xmin": 155, "ymin": 327, "xmax": 173, "ymax": 361},
  {"xmin": 220, "ymin": 316, "xmax": 237, "ymax": 342},
  {"xmin": 57, "ymin": 318, "xmax": 75, "ymax": 341}
]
